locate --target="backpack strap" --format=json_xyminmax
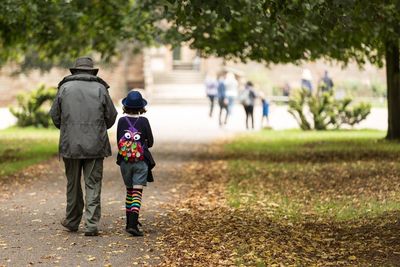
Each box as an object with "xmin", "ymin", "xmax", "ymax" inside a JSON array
[{"xmin": 124, "ymin": 116, "xmax": 140, "ymax": 129}]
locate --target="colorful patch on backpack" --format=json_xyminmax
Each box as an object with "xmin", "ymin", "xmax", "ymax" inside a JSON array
[{"xmin": 118, "ymin": 127, "xmax": 144, "ymax": 162}]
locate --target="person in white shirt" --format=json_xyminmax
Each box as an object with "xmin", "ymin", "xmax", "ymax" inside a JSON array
[
  {"xmin": 301, "ymin": 68, "xmax": 313, "ymax": 93},
  {"xmin": 224, "ymin": 72, "xmax": 239, "ymax": 116}
]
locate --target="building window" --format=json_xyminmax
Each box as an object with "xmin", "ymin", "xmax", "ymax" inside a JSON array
[{"xmin": 173, "ymin": 46, "xmax": 181, "ymax": 61}]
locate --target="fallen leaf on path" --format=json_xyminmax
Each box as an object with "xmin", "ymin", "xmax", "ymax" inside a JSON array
[{"xmin": 87, "ymin": 256, "xmax": 96, "ymax": 261}]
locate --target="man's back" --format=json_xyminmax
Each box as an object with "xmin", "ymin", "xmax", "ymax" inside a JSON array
[
  {"xmin": 61, "ymin": 78, "xmax": 107, "ymax": 124},
  {"xmin": 51, "ymin": 73, "xmax": 117, "ymax": 158}
]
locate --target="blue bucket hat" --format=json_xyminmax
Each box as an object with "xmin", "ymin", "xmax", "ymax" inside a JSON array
[{"xmin": 122, "ymin": 91, "xmax": 148, "ymax": 109}]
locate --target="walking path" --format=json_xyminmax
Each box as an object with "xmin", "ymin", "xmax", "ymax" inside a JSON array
[
  {"xmin": 0, "ymin": 104, "xmax": 388, "ymax": 131},
  {"xmin": 0, "ymin": 108, "xmax": 16, "ymax": 130}
]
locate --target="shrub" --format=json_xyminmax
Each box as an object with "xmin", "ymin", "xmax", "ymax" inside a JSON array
[
  {"xmin": 10, "ymin": 85, "xmax": 57, "ymax": 128},
  {"xmin": 371, "ymin": 81, "xmax": 387, "ymax": 98},
  {"xmin": 288, "ymin": 88, "xmax": 371, "ymax": 130}
]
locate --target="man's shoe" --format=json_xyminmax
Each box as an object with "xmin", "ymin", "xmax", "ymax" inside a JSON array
[
  {"xmin": 84, "ymin": 231, "xmax": 99, "ymax": 236},
  {"xmin": 61, "ymin": 219, "xmax": 78, "ymax": 232}
]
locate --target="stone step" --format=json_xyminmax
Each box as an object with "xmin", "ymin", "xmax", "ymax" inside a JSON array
[
  {"xmin": 153, "ymin": 71, "xmax": 204, "ymax": 84},
  {"xmin": 154, "ymin": 77, "xmax": 204, "ymax": 84},
  {"xmin": 172, "ymin": 64, "xmax": 197, "ymax": 71}
]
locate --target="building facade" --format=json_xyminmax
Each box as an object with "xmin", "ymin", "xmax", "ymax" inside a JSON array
[{"xmin": 0, "ymin": 45, "xmax": 386, "ymax": 107}]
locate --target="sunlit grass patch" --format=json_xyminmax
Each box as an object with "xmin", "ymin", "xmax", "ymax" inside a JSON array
[
  {"xmin": 0, "ymin": 127, "xmax": 59, "ymax": 177},
  {"xmin": 225, "ymin": 129, "xmax": 394, "ymax": 157},
  {"xmin": 313, "ymin": 198, "xmax": 400, "ymax": 221},
  {"xmin": 227, "ymin": 160, "xmax": 400, "ymax": 221},
  {"xmin": 226, "ymin": 130, "xmax": 400, "ymax": 221}
]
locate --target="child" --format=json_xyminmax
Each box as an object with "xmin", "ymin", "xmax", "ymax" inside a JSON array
[
  {"xmin": 261, "ymin": 96, "xmax": 270, "ymax": 129},
  {"xmin": 116, "ymin": 90, "xmax": 154, "ymax": 236}
]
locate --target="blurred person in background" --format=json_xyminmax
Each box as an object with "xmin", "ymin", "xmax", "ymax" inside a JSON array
[
  {"xmin": 239, "ymin": 81, "xmax": 257, "ymax": 130},
  {"xmin": 282, "ymin": 82, "xmax": 291, "ymax": 97},
  {"xmin": 204, "ymin": 73, "xmax": 218, "ymax": 117},
  {"xmin": 217, "ymin": 73, "xmax": 229, "ymax": 126},
  {"xmin": 319, "ymin": 70, "xmax": 334, "ymax": 92},
  {"xmin": 260, "ymin": 92, "xmax": 271, "ymax": 129},
  {"xmin": 224, "ymin": 72, "xmax": 239, "ymax": 117},
  {"xmin": 301, "ymin": 68, "xmax": 313, "ymax": 94}
]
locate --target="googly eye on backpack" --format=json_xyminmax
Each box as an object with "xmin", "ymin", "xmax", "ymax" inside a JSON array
[
  {"xmin": 124, "ymin": 132, "xmax": 132, "ymax": 140},
  {"xmin": 133, "ymin": 133, "xmax": 141, "ymax": 141}
]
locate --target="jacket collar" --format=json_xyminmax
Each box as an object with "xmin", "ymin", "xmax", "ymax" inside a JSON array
[{"xmin": 58, "ymin": 73, "xmax": 110, "ymax": 89}]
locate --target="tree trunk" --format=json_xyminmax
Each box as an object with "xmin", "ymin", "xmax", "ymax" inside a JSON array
[{"xmin": 385, "ymin": 40, "xmax": 400, "ymax": 140}]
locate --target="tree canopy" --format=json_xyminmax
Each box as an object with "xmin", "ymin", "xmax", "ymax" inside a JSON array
[
  {"xmin": 147, "ymin": 0, "xmax": 400, "ymax": 66},
  {"xmin": 0, "ymin": 0, "xmax": 156, "ymax": 70},
  {"xmin": 2, "ymin": 1, "xmax": 399, "ymax": 68}
]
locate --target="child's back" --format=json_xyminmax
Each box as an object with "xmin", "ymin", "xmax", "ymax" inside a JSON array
[
  {"xmin": 116, "ymin": 115, "xmax": 153, "ymax": 164},
  {"xmin": 116, "ymin": 91, "xmax": 154, "ymax": 237}
]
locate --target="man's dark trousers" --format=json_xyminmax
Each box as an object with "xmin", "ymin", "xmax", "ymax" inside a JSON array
[{"xmin": 62, "ymin": 158, "xmax": 103, "ymax": 233}]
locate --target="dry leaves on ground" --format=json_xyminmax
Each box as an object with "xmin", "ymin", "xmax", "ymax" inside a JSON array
[{"xmin": 155, "ymin": 156, "xmax": 400, "ymax": 266}]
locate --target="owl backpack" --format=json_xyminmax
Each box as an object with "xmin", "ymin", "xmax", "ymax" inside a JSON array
[{"xmin": 118, "ymin": 117, "xmax": 145, "ymax": 162}]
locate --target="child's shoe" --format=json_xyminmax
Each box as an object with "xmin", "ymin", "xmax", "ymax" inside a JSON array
[
  {"xmin": 126, "ymin": 212, "xmax": 144, "ymax": 236},
  {"xmin": 126, "ymin": 225, "xmax": 143, "ymax": 236}
]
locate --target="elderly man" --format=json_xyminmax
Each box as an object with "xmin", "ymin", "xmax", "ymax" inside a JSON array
[{"xmin": 50, "ymin": 57, "xmax": 118, "ymax": 236}]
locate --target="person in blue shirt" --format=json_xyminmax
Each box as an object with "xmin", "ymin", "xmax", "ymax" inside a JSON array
[
  {"xmin": 261, "ymin": 96, "xmax": 270, "ymax": 128},
  {"xmin": 319, "ymin": 70, "xmax": 334, "ymax": 92},
  {"xmin": 217, "ymin": 74, "xmax": 229, "ymax": 126}
]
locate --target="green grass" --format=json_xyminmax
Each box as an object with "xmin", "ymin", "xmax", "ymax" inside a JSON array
[
  {"xmin": 226, "ymin": 129, "xmax": 389, "ymax": 153},
  {"xmin": 0, "ymin": 127, "xmax": 59, "ymax": 177},
  {"xmin": 225, "ymin": 129, "xmax": 400, "ymax": 221}
]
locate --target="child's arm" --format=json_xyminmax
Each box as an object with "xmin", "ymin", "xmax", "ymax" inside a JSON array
[
  {"xmin": 145, "ymin": 120, "xmax": 154, "ymax": 148},
  {"xmin": 116, "ymin": 118, "xmax": 123, "ymax": 144}
]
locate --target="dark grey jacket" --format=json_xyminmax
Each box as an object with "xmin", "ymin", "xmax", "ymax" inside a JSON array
[{"xmin": 50, "ymin": 74, "xmax": 118, "ymax": 159}]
